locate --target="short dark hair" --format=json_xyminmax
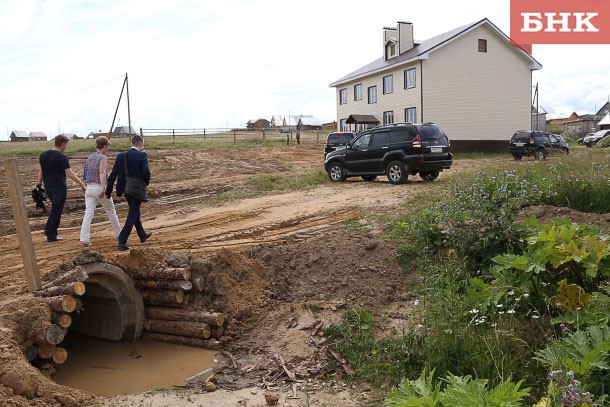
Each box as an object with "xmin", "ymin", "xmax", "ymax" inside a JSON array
[
  {"xmin": 54, "ymin": 134, "xmax": 70, "ymax": 147},
  {"xmin": 131, "ymin": 135, "xmax": 143, "ymax": 145}
]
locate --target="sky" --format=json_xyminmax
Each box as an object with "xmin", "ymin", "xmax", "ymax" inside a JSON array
[{"xmin": 1, "ymin": 0, "xmax": 610, "ymax": 140}]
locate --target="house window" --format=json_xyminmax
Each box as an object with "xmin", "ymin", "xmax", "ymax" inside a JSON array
[
  {"xmin": 368, "ymin": 86, "xmax": 377, "ymax": 104},
  {"xmin": 405, "ymin": 107, "xmax": 417, "ymax": 123},
  {"xmin": 340, "ymin": 118, "xmax": 347, "ymax": 132},
  {"xmin": 383, "ymin": 75, "xmax": 393, "ymax": 94},
  {"xmin": 478, "ymin": 39, "xmax": 487, "ymax": 53},
  {"xmin": 339, "ymin": 88, "xmax": 347, "ymax": 105},
  {"xmin": 385, "ymin": 41, "xmax": 396, "ymax": 59},
  {"xmin": 355, "ymin": 123, "xmax": 365, "ymax": 132},
  {"xmin": 404, "ymin": 68, "xmax": 416, "ymax": 89},
  {"xmin": 383, "ymin": 111, "xmax": 394, "ymax": 125},
  {"xmin": 354, "ymin": 84, "xmax": 362, "ymax": 101}
]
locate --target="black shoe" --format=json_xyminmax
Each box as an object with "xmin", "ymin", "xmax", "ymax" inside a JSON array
[
  {"xmin": 47, "ymin": 237, "xmax": 63, "ymax": 242},
  {"xmin": 140, "ymin": 232, "xmax": 152, "ymax": 243},
  {"xmin": 118, "ymin": 243, "xmax": 131, "ymax": 251}
]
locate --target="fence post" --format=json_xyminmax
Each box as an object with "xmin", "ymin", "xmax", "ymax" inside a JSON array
[
  {"xmin": 204, "ymin": 129, "xmax": 206, "ymax": 140},
  {"xmin": 263, "ymin": 129, "xmax": 265, "ymax": 140},
  {"xmin": 173, "ymin": 129, "xmax": 175, "ymax": 144},
  {"xmin": 317, "ymin": 130, "xmax": 319, "ymax": 142},
  {"xmin": 233, "ymin": 129, "xmax": 236, "ymax": 142}
]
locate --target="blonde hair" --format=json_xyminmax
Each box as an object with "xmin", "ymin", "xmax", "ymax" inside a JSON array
[{"xmin": 95, "ymin": 136, "xmax": 110, "ymax": 149}]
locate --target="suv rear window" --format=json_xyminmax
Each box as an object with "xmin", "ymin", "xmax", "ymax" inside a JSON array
[
  {"xmin": 511, "ymin": 132, "xmax": 530, "ymax": 142},
  {"xmin": 390, "ymin": 127, "xmax": 416, "ymax": 143},
  {"xmin": 418, "ymin": 125, "xmax": 446, "ymax": 140},
  {"xmin": 327, "ymin": 133, "xmax": 353, "ymax": 143}
]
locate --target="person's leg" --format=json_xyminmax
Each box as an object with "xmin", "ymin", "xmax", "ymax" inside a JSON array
[
  {"xmin": 80, "ymin": 185, "xmax": 99, "ymax": 244},
  {"xmin": 45, "ymin": 186, "xmax": 67, "ymax": 240},
  {"xmin": 99, "ymin": 193, "xmax": 122, "ymax": 238},
  {"xmin": 118, "ymin": 198, "xmax": 141, "ymax": 244}
]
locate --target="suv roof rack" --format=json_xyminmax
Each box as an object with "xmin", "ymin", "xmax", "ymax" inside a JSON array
[{"xmin": 369, "ymin": 122, "xmax": 415, "ymax": 130}]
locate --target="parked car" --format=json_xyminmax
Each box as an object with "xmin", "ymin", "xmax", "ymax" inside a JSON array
[
  {"xmin": 582, "ymin": 129, "xmax": 610, "ymax": 147},
  {"xmin": 324, "ymin": 122, "xmax": 452, "ymax": 184},
  {"xmin": 509, "ymin": 130, "xmax": 569, "ymax": 160},
  {"xmin": 324, "ymin": 132, "xmax": 354, "ymax": 158},
  {"xmin": 578, "ymin": 132, "xmax": 595, "ymax": 145}
]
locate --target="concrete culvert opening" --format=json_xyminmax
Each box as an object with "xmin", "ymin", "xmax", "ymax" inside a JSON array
[{"xmin": 71, "ymin": 262, "xmax": 144, "ymax": 341}]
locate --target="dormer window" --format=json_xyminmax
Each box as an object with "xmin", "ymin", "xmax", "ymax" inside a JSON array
[
  {"xmin": 385, "ymin": 40, "xmax": 397, "ymax": 59},
  {"xmin": 478, "ymin": 39, "xmax": 487, "ymax": 53}
]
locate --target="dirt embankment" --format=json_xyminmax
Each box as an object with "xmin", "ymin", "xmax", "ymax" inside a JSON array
[{"xmin": 0, "ymin": 143, "xmax": 497, "ymax": 406}]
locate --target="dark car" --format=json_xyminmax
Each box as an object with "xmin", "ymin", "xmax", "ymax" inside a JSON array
[
  {"xmin": 324, "ymin": 122, "xmax": 452, "ymax": 185},
  {"xmin": 582, "ymin": 129, "xmax": 610, "ymax": 147},
  {"xmin": 509, "ymin": 130, "xmax": 569, "ymax": 160},
  {"xmin": 324, "ymin": 132, "xmax": 355, "ymax": 158}
]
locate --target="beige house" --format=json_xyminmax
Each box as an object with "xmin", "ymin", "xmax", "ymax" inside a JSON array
[{"xmin": 329, "ymin": 18, "xmax": 542, "ymax": 151}]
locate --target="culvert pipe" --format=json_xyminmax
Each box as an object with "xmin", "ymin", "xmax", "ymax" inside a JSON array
[{"xmin": 69, "ymin": 262, "xmax": 144, "ymax": 341}]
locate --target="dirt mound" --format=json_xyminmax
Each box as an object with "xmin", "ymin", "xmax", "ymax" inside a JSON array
[{"xmin": 521, "ymin": 205, "xmax": 610, "ymax": 229}]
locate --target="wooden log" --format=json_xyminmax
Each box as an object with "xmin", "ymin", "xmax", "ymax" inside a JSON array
[
  {"xmin": 38, "ymin": 324, "xmax": 66, "ymax": 345},
  {"xmin": 37, "ymin": 342, "xmax": 56, "ymax": 359},
  {"xmin": 131, "ymin": 267, "xmax": 191, "ymax": 281},
  {"xmin": 135, "ymin": 279, "xmax": 192, "ymax": 291},
  {"xmin": 52, "ymin": 347, "xmax": 68, "ymax": 365},
  {"xmin": 140, "ymin": 289, "xmax": 184, "ymax": 305},
  {"xmin": 145, "ymin": 306, "xmax": 225, "ymax": 327},
  {"xmin": 145, "ymin": 319, "xmax": 211, "ymax": 339},
  {"xmin": 41, "ymin": 266, "xmax": 88, "ymax": 290},
  {"xmin": 142, "ymin": 332, "xmax": 222, "ymax": 350},
  {"xmin": 39, "ymin": 295, "xmax": 77, "ymax": 313},
  {"xmin": 24, "ymin": 345, "xmax": 38, "ymax": 362},
  {"xmin": 51, "ymin": 313, "xmax": 72, "ymax": 329},
  {"xmin": 33, "ymin": 281, "xmax": 86, "ymax": 298},
  {"xmin": 211, "ymin": 325, "xmax": 225, "ymax": 339},
  {"xmin": 190, "ymin": 275, "xmax": 204, "ymax": 292}
]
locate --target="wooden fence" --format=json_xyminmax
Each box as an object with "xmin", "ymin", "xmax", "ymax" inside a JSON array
[{"xmin": 141, "ymin": 128, "xmax": 324, "ymax": 143}]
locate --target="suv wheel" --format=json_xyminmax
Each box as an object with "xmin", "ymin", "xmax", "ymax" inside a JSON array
[
  {"xmin": 386, "ymin": 160, "xmax": 407, "ymax": 185},
  {"xmin": 328, "ymin": 162, "xmax": 347, "ymax": 182},
  {"xmin": 419, "ymin": 170, "xmax": 440, "ymax": 182},
  {"xmin": 534, "ymin": 149, "xmax": 546, "ymax": 160},
  {"xmin": 361, "ymin": 175, "xmax": 377, "ymax": 181},
  {"xmin": 512, "ymin": 154, "xmax": 522, "ymax": 161}
]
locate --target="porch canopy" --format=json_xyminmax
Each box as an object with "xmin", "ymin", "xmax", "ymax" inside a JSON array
[{"xmin": 345, "ymin": 114, "xmax": 379, "ymax": 125}]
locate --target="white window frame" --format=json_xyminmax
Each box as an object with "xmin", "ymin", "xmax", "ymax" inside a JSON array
[
  {"xmin": 354, "ymin": 84, "xmax": 362, "ymax": 101},
  {"xmin": 383, "ymin": 75, "xmax": 393, "ymax": 94},
  {"xmin": 339, "ymin": 88, "xmax": 347, "ymax": 105},
  {"xmin": 383, "ymin": 111, "xmax": 394, "ymax": 125},
  {"xmin": 404, "ymin": 68, "xmax": 416, "ymax": 89},
  {"xmin": 405, "ymin": 107, "xmax": 417, "ymax": 123},
  {"xmin": 368, "ymin": 86, "xmax": 377, "ymax": 104},
  {"xmin": 340, "ymin": 118, "xmax": 348, "ymax": 132}
]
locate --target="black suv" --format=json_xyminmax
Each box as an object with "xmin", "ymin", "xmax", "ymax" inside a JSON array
[
  {"xmin": 324, "ymin": 132, "xmax": 355, "ymax": 158},
  {"xmin": 324, "ymin": 123, "xmax": 452, "ymax": 184},
  {"xmin": 509, "ymin": 130, "xmax": 569, "ymax": 160}
]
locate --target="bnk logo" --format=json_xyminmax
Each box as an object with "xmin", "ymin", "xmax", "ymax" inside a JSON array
[{"xmin": 511, "ymin": 0, "xmax": 610, "ymax": 46}]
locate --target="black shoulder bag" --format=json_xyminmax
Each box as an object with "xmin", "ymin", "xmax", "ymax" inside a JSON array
[{"xmin": 123, "ymin": 151, "xmax": 148, "ymax": 202}]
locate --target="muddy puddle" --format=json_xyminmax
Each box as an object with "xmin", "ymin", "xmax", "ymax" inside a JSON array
[{"xmin": 53, "ymin": 333, "xmax": 217, "ymax": 396}]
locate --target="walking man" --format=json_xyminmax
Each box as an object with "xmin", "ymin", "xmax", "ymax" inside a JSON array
[
  {"xmin": 37, "ymin": 134, "xmax": 87, "ymax": 242},
  {"xmin": 105, "ymin": 135, "xmax": 152, "ymax": 250}
]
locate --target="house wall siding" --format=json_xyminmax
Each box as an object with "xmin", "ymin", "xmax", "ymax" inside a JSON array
[
  {"xmin": 335, "ymin": 61, "xmax": 422, "ymax": 130},
  {"xmin": 422, "ymin": 25, "xmax": 532, "ymax": 141}
]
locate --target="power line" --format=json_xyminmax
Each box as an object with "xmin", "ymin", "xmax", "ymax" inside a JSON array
[{"xmin": 0, "ymin": 75, "xmax": 124, "ymax": 104}]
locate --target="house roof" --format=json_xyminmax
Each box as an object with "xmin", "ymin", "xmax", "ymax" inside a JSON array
[
  {"xmin": 29, "ymin": 132, "xmax": 47, "ymax": 138},
  {"xmin": 598, "ymin": 113, "xmax": 610, "ymax": 126},
  {"xmin": 298, "ymin": 117, "xmax": 322, "ymax": 126},
  {"xmin": 329, "ymin": 18, "xmax": 542, "ymax": 87},
  {"xmin": 345, "ymin": 114, "xmax": 379, "ymax": 124},
  {"xmin": 113, "ymin": 126, "xmax": 138, "ymax": 134},
  {"xmin": 11, "ymin": 130, "xmax": 28, "ymax": 138}
]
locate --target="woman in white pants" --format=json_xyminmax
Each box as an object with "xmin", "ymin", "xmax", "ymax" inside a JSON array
[{"xmin": 80, "ymin": 136, "xmax": 121, "ymax": 247}]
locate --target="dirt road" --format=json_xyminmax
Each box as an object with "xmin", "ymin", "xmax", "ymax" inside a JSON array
[{"xmin": 0, "ymin": 143, "xmax": 493, "ymax": 406}]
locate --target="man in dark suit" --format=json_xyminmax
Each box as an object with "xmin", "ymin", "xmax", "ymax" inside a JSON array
[{"xmin": 106, "ymin": 135, "xmax": 152, "ymax": 250}]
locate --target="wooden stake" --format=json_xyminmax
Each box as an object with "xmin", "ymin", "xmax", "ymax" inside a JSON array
[
  {"xmin": 4, "ymin": 159, "xmax": 41, "ymax": 292},
  {"xmin": 51, "ymin": 313, "xmax": 72, "ymax": 329},
  {"xmin": 142, "ymin": 332, "xmax": 221, "ymax": 350},
  {"xmin": 38, "ymin": 324, "xmax": 66, "ymax": 345},
  {"xmin": 37, "ymin": 342, "xmax": 56, "ymax": 359},
  {"xmin": 135, "ymin": 279, "xmax": 192, "ymax": 291},
  {"xmin": 140, "ymin": 289, "xmax": 184, "ymax": 305},
  {"xmin": 52, "ymin": 347, "xmax": 68, "ymax": 365},
  {"xmin": 131, "ymin": 267, "xmax": 191, "ymax": 281}
]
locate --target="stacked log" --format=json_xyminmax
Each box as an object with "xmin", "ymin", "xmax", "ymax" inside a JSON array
[{"xmin": 28, "ymin": 266, "xmax": 88, "ymax": 375}]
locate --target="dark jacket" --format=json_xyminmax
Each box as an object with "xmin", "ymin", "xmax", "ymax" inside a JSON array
[{"xmin": 106, "ymin": 148, "xmax": 151, "ymax": 197}]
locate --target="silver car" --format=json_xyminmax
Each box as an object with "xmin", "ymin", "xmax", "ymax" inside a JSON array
[{"xmin": 583, "ymin": 130, "xmax": 610, "ymax": 147}]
